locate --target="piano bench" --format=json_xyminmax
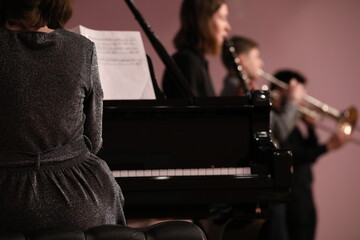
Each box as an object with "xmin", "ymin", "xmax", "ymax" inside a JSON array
[{"xmin": 0, "ymin": 221, "xmax": 207, "ymax": 240}]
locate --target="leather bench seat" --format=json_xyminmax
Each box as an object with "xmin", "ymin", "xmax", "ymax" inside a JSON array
[{"xmin": 0, "ymin": 221, "xmax": 206, "ymax": 240}]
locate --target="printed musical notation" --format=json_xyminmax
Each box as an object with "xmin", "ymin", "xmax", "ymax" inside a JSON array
[{"xmin": 71, "ymin": 25, "xmax": 155, "ymax": 100}]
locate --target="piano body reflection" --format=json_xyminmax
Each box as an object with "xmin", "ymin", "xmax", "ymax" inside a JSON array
[{"xmin": 98, "ymin": 91, "xmax": 292, "ymax": 219}]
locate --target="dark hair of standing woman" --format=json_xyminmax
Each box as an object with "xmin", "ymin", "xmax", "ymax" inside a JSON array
[
  {"xmin": 174, "ymin": 0, "xmax": 226, "ymax": 55},
  {"xmin": 0, "ymin": 0, "xmax": 73, "ymax": 29}
]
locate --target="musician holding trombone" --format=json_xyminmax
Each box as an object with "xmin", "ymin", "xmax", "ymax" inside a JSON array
[{"xmin": 270, "ymin": 70, "xmax": 351, "ymax": 240}]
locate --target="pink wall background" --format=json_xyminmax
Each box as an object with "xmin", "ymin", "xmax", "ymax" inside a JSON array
[{"xmin": 68, "ymin": 1, "xmax": 360, "ymax": 239}]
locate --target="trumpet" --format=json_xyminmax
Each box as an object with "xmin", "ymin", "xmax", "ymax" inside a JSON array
[{"xmin": 258, "ymin": 69, "xmax": 358, "ymax": 135}]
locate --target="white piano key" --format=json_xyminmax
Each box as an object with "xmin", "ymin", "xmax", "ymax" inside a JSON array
[
  {"xmin": 228, "ymin": 168, "xmax": 236, "ymax": 175},
  {"xmin": 168, "ymin": 169, "xmax": 175, "ymax": 176},
  {"xmin": 159, "ymin": 169, "xmax": 168, "ymax": 176},
  {"xmin": 190, "ymin": 169, "xmax": 199, "ymax": 176},
  {"xmin": 143, "ymin": 170, "xmax": 152, "ymax": 177},
  {"xmin": 112, "ymin": 171, "xmax": 120, "ymax": 178},
  {"xmin": 128, "ymin": 170, "xmax": 136, "ymax": 177},
  {"xmin": 136, "ymin": 170, "xmax": 144, "ymax": 177},
  {"xmin": 119, "ymin": 170, "xmax": 128, "ymax": 178},
  {"xmin": 174, "ymin": 169, "xmax": 183, "ymax": 176},
  {"xmin": 220, "ymin": 168, "xmax": 229, "ymax": 175},
  {"xmin": 183, "ymin": 169, "xmax": 191, "ymax": 176},
  {"xmin": 244, "ymin": 167, "xmax": 251, "ymax": 175},
  {"xmin": 151, "ymin": 169, "xmax": 160, "ymax": 176},
  {"xmin": 198, "ymin": 168, "xmax": 206, "ymax": 175},
  {"xmin": 235, "ymin": 168, "xmax": 244, "ymax": 175},
  {"xmin": 213, "ymin": 168, "xmax": 222, "ymax": 175},
  {"xmin": 205, "ymin": 168, "xmax": 214, "ymax": 176}
]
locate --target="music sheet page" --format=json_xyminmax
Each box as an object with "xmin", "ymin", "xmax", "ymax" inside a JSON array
[{"xmin": 71, "ymin": 25, "xmax": 155, "ymax": 100}]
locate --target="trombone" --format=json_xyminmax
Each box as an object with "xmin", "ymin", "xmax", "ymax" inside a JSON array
[{"xmin": 258, "ymin": 69, "xmax": 358, "ymax": 136}]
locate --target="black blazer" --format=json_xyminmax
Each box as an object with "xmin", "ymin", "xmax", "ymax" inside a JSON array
[{"xmin": 162, "ymin": 49, "xmax": 215, "ymax": 98}]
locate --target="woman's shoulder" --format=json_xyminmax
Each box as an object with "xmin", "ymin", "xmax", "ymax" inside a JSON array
[{"xmin": 59, "ymin": 29, "xmax": 94, "ymax": 47}]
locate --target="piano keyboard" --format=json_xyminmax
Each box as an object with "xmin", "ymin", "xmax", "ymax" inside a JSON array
[{"xmin": 112, "ymin": 167, "xmax": 252, "ymax": 178}]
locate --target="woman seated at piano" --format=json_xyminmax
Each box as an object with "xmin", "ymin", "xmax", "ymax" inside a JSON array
[
  {"xmin": 162, "ymin": 0, "xmax": 231, "ymax": 98},
  {"xmin": 0, "ymin": 0, "xmax": 125, "ymax": 231}
]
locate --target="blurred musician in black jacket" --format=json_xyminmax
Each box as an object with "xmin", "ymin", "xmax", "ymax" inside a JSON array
[
  {"xmin": 269, "ymin": 70, "xmax": 351, "ymax": 240},
  {"xmin": 162, "ymin": 0, "xmax": 231, "ymax": 98}
]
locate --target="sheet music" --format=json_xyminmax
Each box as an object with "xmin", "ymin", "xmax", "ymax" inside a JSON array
[{"xmin": 71, "ymin": 25, "xmax": 155, "ymax": 100}]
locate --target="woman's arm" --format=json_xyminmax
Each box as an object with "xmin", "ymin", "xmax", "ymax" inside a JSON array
[{"xmin": 83, "ymin": 44, "xmax": 104, "ymax": 154}]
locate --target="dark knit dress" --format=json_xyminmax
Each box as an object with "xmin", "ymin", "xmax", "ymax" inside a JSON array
[{"xmin": 0, "ymin": 27, "xmax": 126, "ymax": 231}]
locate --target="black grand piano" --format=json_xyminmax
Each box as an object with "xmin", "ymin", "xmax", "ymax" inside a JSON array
[
  {"xmin": 97, "ymin": 0, "xmax": 292, "ymax": 220},
  {"xmin": 99, "ymin": 92, "xmax": 292, "ymax": 219}
]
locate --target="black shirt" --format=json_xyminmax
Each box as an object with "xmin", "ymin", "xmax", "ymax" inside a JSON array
[{"xmin": 162, "ymin": 49, "xmax": 215, "ymax": 98}]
